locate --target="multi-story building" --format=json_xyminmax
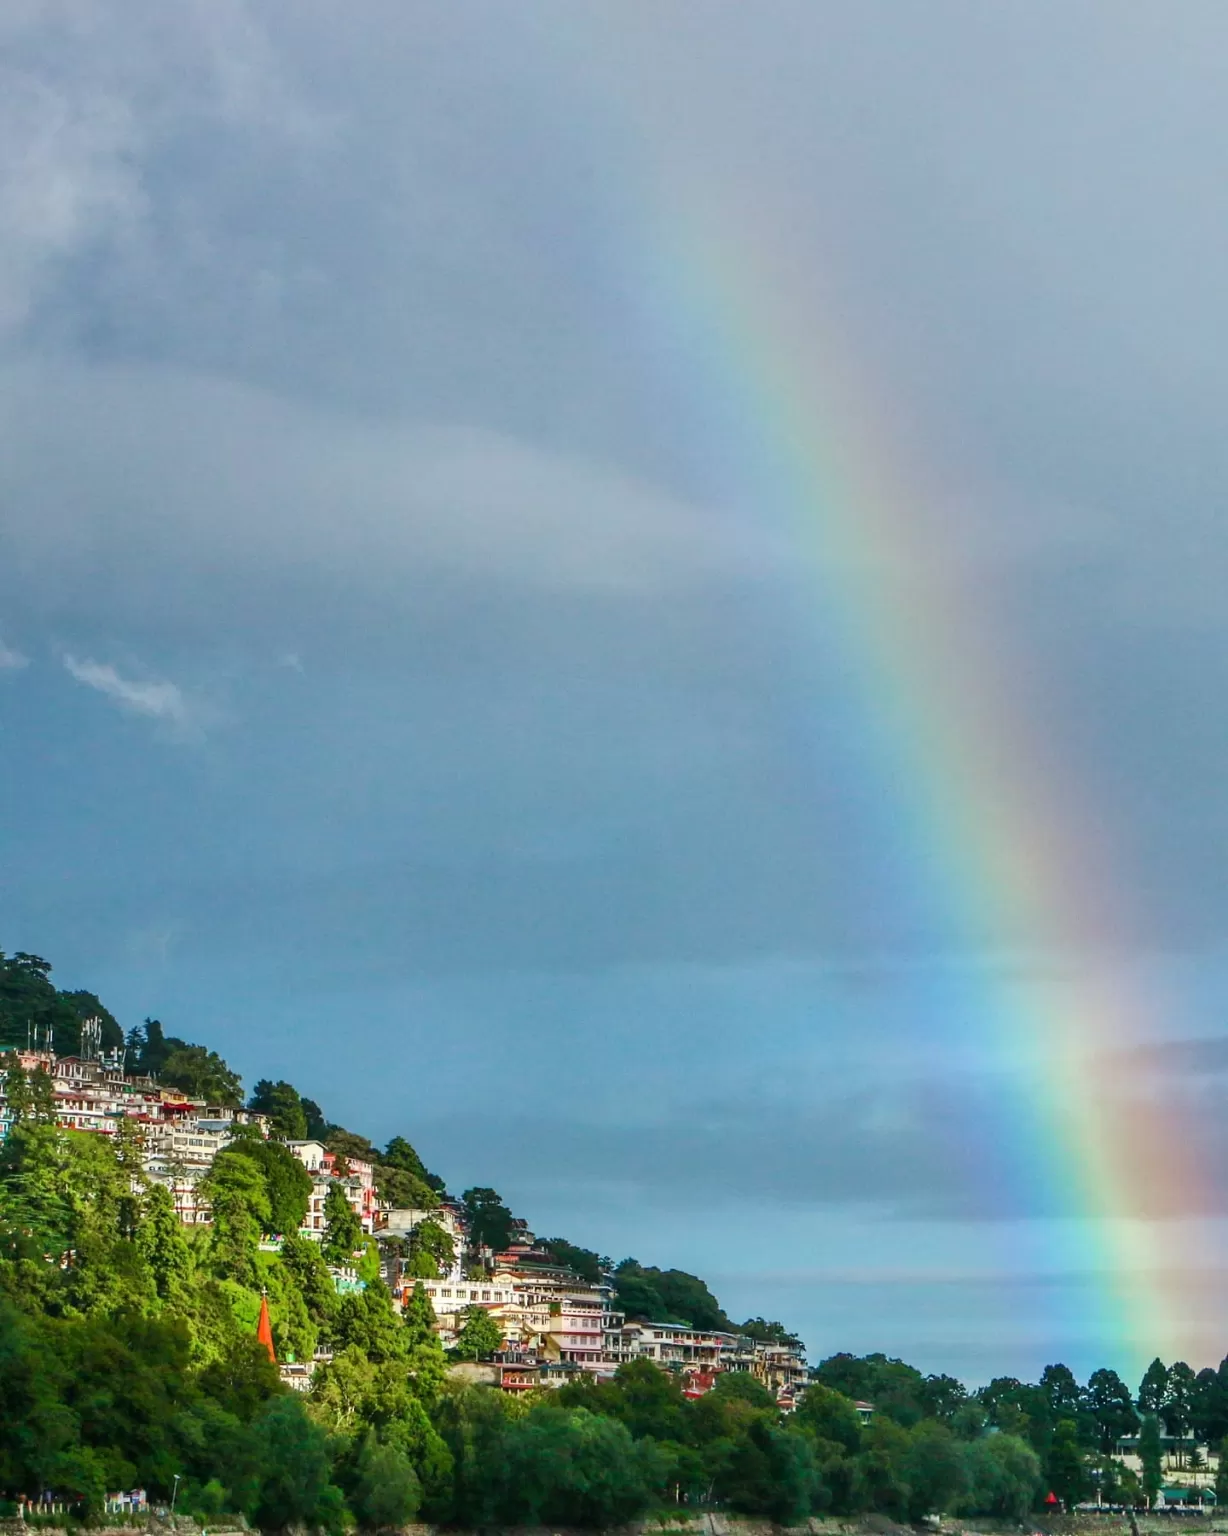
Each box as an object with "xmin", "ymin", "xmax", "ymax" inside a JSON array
[
  {"xmin": 143, "ymin": 1116, "xmax": 238, "ymax": 1223},
  {"xmin": 618, "ymin": 1322, "xmax": 743, "ymax": 1370},
  {"xmin": 405, "ymin": 1272, "xmax": 520, "ymax": 1347},
  {"xmin": 750, "ymin": 1339, "xmax": 808, "ymax": 1393},
  {"xmin": 287, "ymin": 1141, "xmax": 383, "ymax": 1238}
]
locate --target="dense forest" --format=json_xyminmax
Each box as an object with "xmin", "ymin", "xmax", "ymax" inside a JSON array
[{"xmin": 5, "ymin": 950, "xmax": 1228, "ymax": 1529}]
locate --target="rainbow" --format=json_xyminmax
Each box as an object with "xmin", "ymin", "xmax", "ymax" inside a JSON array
[{"xmin": 555, "ymin": 29, "xmax": 1216, "ymax": 1372}]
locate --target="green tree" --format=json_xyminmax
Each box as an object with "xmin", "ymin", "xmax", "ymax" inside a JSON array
[
  {"xmin": 1139, "ymin": 1415, "xmax": 1163, "ymax": 1505},
  {"xmin": 27, "ymin": 1065, "xmax": 56, "ymax": 1123},
  {"xmin": 279, "ymin": 1232, "xmax": 338, "ymax": 1329},
  {"xmin": 1, "ymin": 1054, "xmax": 30, "ymax": 1123},
  {"xmin": 960, "ymin": 1432, "xmax": 1042, "ymax": 1519},
  {"xmin": 1164, "ymin": 1360, "xmax": 1197, "ymax": 1450},
  {"xmin": 382, "ymin": 1135, "xmax": 443, "ymax": 1192},
  {"xmin": 401, "ymin": 1282, "xmax": 448, "ymax": 1403},
  {"xmin": 0, "ymin": 953, "xmax": 122, "ymax": 1055},
  {"xmin": 1048, "ymin": 1418, "xmax": 1087, "ymax": 1508},
  {"xmin": 538, "ymin": 1237, "xmax": 604, "ymax": 1285},
  {"xmin": 455, "ymin": 1305, "xmax": 503, "ymax": 1361},
  {"xmin": 160, "ymin": 1044, "xmax": 244, "ymax": 1107},
  {"xmin": 373, "ymin": 1162, "xmax": 437, "ymax": 1211},
  {"xmin": 605, "ymin": 1357, "xmax": 688, "ymax": 1442},
  {"xmin": 248, "ymin": 1395, "xmax": 345, "ymax": 1533},
  {"xmin": 406, "ymin": 1218, "xmax": 454, "ymax": 1279},
  {"xmin": 247, "ymin": 1081, "xmax": 308, "ymax": 1141},
  {"xmin": 1139, "ymin": 1358, "xmax": 1169, "ymax": 1415},
  {"xmin": 301, "ymin": 1098, "xmax": 329, "ymax": 1140},
  {"xmin": 921, "ymin": 1372, "xmax": 968, "ymax": 1422},
  {"xmin": 903, "ymin": 1420, "xmax": 967, "ymax": 1518},
  {"xmin": 349, "ymin": 1431, "xmax": 421, "ymax": 1528},
  {"xmin": 1215, "ymin": 1435, "xmax": 1228, "ymax": 1508},
  {"xmin": 717, "ymin": 1417, "xmax": 818, "ymax": 1523},
  {"xmin": 1192, "ymin": 1364, "xmax": 1228, "ymax": 1446},
  {"xmin": 461, "ymin": 1187, "xmax": 515, "ymax": 1255},
  {"xmin": 612, "ymin": 1258, "xmax": 732, "ymax": 1331},
  {"xmin": 980, "ymin": 1375, "xmax": 1052, "ymax": 1455},
  {"xmin": 495, "ymin": 1404, "xmax": 665, "ymax": 1528},
  {"xmin": 794, "ymin": 1382, "xmax": 863, "ymax": 1452},
  {"xmin": 138, "ymin": 1182, "xmax": 192, "ymax": 1299},
  {"xmin": 322, "ymin": 1182, "xmax": 363, "ymax": 1265},
  {"xmin": 0, "ymin": 1122, "xmax": 76, "ymax": 1262},
  {"xmin": 1041, "ymin": 1363, "xmax": 1087, "ymax": 1434},
  {"xmin": 326, "ymin": 1128, "xmax": 377, "ymax": 1167},
  {"xmin": 740, "ymin": 1315, "xmax": 804, "ymax": 1348},
  {"xmin": 712, "ymin": 1369, "xmax": 778, "ymax": 1411},
  {"xmin": 229, "ymin": 1139, "xmax": 312, "ymax": 1236},
  {"xmin": 1088, "ymin": 1366, "xmax": 1140, "ymax": 1453},
  {"xmin": 203, "ymin": 1148, "xmax": 270, "ymax": 1284},
  {"xmin": 333, "ymin": 1285, "xmax": 406, "ymax": 1364}
]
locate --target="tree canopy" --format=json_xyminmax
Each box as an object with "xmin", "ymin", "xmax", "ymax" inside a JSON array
[{"xmin": 0, "ymin": 952, "xmax": 123, "ymax": 1056}]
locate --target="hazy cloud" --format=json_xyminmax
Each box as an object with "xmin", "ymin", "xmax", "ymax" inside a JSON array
[
  {"xmin": 62, "ymin": 654, "xmax": 195, "ymax": 732},
  {"xmin": 0, "ymin": 639, "xmax": 28, "ymax": 670}
]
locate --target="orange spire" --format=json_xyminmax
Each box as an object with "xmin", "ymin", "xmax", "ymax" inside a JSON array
[{"xmin": 256, "ymin": 1293, "xmax": 276, "ymax": 1363}]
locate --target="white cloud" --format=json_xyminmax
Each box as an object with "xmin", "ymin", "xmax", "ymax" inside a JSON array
[
  {"xmin": 63, "ymin": 653, "xmax": 194, "ymax": 731},
  {"xmin": 0, "ymin": 0, "xmax": 322, "ymax": 336},
  {"xmin": 0, "ymin": 44, "xmax": 144, "ymax": 333},
  {"xmin": 0, "ymin": 638, "xmax": 28, "ymax": 670}
]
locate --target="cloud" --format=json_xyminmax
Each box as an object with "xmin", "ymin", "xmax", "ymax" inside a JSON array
[
  {"xmin": 0, "ymin": 638, "xmax": 27, "ymax": 669},
  {"xmin": 0, "ymin": 0, "xmax": 322, "ymax": 338},
  {"xmin": 0, "ymin": 363, "xmax": 769, "ymax": 626},
  {"xmin": 62, "ymin": 653, "xmax": 195, "ymax": 731},
  {"xmin": 0, "ymin": 56, "xmax": 143, "ymax": 334}
]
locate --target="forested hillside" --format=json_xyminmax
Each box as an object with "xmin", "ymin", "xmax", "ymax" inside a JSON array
[{"xmin": 3, "ymin": 949, "xmax": 1227, "ymax": 1529}]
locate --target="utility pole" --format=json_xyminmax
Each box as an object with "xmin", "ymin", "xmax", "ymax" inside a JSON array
[{"xmin": 170, "ymin": 1475, "xmax": 180, "ymax": 1517}]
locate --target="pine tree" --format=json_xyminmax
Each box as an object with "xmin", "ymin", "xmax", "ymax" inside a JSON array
[
  {"xmin": 1, "ymin": 1055, "xmax": 30, "ymax": 1122},
  {"xmin": 1139, "ymin": 1359, "xmax": 1170, "ymax": 1415},
  {"xmin": 138, "ymin": 1182, "xmax": 192, "ymax": 1299},
  {"xmin": 403, "ymin": 1280, "xmax": 448, "ymax": 1402},
  {"xmin": 1139, "ymin": 1415, "xmax": 1164, "ymax": 1506},
  {"xmin": 322, "ymin": 1180, "xmax": 363, "ymax": 1265},
  {"xmin": 28, "ymin": 1065, "xmax": 56, "ymax": 1123}
]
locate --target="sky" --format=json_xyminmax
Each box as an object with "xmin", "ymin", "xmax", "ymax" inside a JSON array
[{"xmin": 4, "ymin": 0, "xmax": 1228, "ymax": 1385}]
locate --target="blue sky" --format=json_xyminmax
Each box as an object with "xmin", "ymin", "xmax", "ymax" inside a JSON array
[{"xmin": 5, "ymin": 1, "xmax": 1228, "ymax": 1384}]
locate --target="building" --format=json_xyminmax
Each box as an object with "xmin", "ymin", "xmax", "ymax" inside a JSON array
[
  {"xmin": 619, "ymin": 1322, "xmax": 744, "ymax": 1371},
  {"xmin": 287, "ymin": 1141, "xmax": 383, "ymax": 1238},
  {"xmin": 1114, "ymin": 1434, "xmax": 1220, "ymax": 1493},
  {"xmin": 143, "ymin": 1117, "xmax": 237, "ymax": 1223}
]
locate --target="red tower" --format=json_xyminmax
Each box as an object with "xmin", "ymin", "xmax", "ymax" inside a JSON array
[{"xmin": 256, "ymin": 1293, "xmax": 276, "ymax": 1364}]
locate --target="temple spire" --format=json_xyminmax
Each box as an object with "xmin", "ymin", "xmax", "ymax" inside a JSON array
[{"xmin": 256, "ymin": 1291, "xmax": 276, "ymax": 1364}]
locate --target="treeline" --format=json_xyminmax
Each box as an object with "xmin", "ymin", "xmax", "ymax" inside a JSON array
[
  {"xmin": 808, "ymin": 1351, "xmax": 1228, "ymax": 1510},
  {"xmin": 0, "ymin": 952, "xmax": 121, "ymax": 1057}
]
